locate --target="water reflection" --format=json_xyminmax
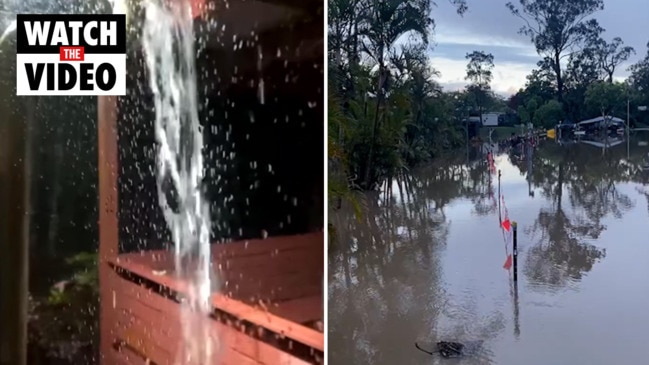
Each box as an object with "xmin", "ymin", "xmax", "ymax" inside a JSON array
[
  {"xmin": 328, "ymin": 185, "xmax": 449, "ymax": 364},
  {"xmin": 329, "ymin": 138, "xmax": 649, "ymax": 365}
]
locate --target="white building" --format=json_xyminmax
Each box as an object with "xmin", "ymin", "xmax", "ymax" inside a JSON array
[{"xmin": 482, "ymin": 112, "xmax": 503, "ymax": 126}]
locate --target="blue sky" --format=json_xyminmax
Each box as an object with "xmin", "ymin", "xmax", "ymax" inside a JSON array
[{"xmin": 429, "ymin": 0, "xmax": 649, "ymax": 96}]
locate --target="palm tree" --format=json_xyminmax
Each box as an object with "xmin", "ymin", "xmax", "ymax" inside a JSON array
[{"xmin": 358, "ymin": 0, "xmax": 432, "ymax": 188}]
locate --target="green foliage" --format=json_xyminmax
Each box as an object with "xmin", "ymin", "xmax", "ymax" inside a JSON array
[
  {"xmin": 328, "ymin": 91, "xmax": 365, "ymax": 223},
  {"xmin": 593, "ymin": 36, "xmax": 635, "ymax": 82},
  {"xmin": 465, "ymin": 51, "xmax": 494, "ymax": 88},
  {"xmin": 360, "ymin": 0, "xmax": 433, "ymax": 58},
  {"xmin": 329, "ymin": 0, "xmax": 649, "ymax": 203},
  {"xmin": 29, "ymin": 252, "xmax": 99, "ymax": 363},
  {"xmin": 464, "ymin": 51, "xmax": 495, "ymax": 122},
  {"xmin": 507, "ymin": 0, "xmax": 604, "ymax": 99},
  {"xmin": 64, "ymin": 252, "xmax": 99, "ymax": 289},
  {"xmin": 328, "ymin": 0, "xmax": 470, "ymax": 192},
  {"xmin": 517, "ymin": 97, "xmax": 538, "ymax": 125},
  {"xmin": 584, "ymin": 81, "xmax": 626, "ymax": 117},
  {"xmin": 509, "ymin": 25, "xmax": 647, "ymax": 125},
  {"xmin": 535, "ymin": 100, "xmax": 564, "ymax": 128},
  {"xmin": 628, "ymin": 43, "xmax": 649, "ymax": 114}
]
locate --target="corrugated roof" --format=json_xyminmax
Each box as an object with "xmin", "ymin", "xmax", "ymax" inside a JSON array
[{"xmin": 578, "ymin": 116, "xmax": 625, "ymax": 125}]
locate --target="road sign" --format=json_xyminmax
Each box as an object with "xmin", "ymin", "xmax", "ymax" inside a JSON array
[{"xmin": 639, "ymin": 106, "xmax": 647, "ymax": 111}]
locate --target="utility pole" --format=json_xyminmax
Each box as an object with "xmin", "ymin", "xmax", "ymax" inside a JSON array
[
  {"xmin": 512, "ymin": 221, "xmax": 518, "ymax": 282},
  {"xmin": 627, "ymin": 91, "xmax": 631, "ymax": 159},
  {"xmin": 466, "ymin": 114, "xmax": 469, "ymax": 162}
]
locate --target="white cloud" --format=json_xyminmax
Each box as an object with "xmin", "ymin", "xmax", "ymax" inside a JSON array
[
  {"xmin": 429, "ymin": 56, "xmax": 535, "ymax": 96},
  {"xmin": 433, "ymin": 25, "xmax": 541, "ymax": 60},
  {"xmin": 434, "ymin": 29, "xmax": 529, "ymax": 50},
  {"xmin": 428, "ymin": 27, "xmax": 539, "ymax": 95}
]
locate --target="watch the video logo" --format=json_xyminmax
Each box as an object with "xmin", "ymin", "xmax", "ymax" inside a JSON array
[{"xmin": 15, "ymin": 14, "xmax": 126, "ymax": 96}]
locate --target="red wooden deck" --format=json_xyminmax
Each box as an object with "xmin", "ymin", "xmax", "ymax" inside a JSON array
[
  {"xmin": 102, "ymin": 233, "xmax": 323, "ymax": 365},
  {"xmin": 97, "ymin": 0, "xmax": 324, "ymax": 362}
]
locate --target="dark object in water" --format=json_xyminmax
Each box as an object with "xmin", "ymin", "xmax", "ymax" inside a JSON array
[
  {"xmin": 415, "ymin": 341, "xmax": 463, "ymax": 358},
  {"xmin": 438, "ymin": 341, "xmax": 464, "ymax": 357},
  {"xmin": 415, "ymin": 340, "xmax": 484, "ymax": 358}
]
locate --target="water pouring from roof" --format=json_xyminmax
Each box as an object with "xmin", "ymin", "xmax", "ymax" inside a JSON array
[{"xmin": 142, "ymin": 0, "xmax": 215, "ymax": 362}]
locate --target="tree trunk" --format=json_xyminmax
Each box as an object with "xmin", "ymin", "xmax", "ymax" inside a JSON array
[
  {"xmin": 0, "ymin": 97, "xmax": 30, "ymax": 365},
  {"xmin": 364, "ymin": 55, "xmax": 385, "ymax": 190},
  {"xmin": 47, "ymin": 101, "xmax": 62, "ymax": 256},
  {"xmin": 554, "ymin": 51, "xmax": 564, "ymax": 103},
  {"xmin": 478, "ymin": 78, "xmax": 483, "ymax": 131},
  {"xmin": 556, "ymin": 161, "xmax": 564, "ymax": 211},
  {"xmin": 351, "ymin": 2, "xmax": 359, "ymax": 66}
]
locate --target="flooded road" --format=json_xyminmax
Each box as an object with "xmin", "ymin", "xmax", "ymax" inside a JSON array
[{"xmin": 329, "ymin": 138, "xmax": 649, "ymax": 365}]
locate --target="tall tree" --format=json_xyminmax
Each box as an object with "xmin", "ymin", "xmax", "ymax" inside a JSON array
[
  {"xmin": 358, "ymin": 0, "xmax": 433, "ymax": 188},
  {"xmin": 628, "ymin": 43, "xmax": 649, "ymax": 125},
  {"xmin": 563, "ymin": 47, "xmax": 602, "ymax": 121},
  {"xmin": 506, "ymin": 0, "xmax": 604, "ymax": 102},
  {"xmin": 584, "ymin": 81, "xmax": 626, "ymax": 118},
  {"xmin": 328, "ymin": 0, "xmax": 470, "ymax": 191},
  {"xmin": 465, "ymin": 50, "xmax": 494, "ymax": 125},
  {"xmin": 593, "ymin": 36, "xmax": 635, "ymax": 82},
  {"xmin": 535, "ymin": 99, "xmax": 564, "ymax": 128},
  {"xmin": 628, "ymin": 42, "xmax": 649, "ymax": 93},
  {"xmin": 329, "ymin": 0, "xmax": 364, "ymax": 97}
]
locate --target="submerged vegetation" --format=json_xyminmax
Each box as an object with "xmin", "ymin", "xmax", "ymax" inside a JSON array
[
  {"xmin": 329, "ymin": 135, "xmax": 649, "ymax": 363},
  {"xmin": 328, "ymin": 0, "xmax": 649, "ymax": 205},
  {"xmin": 328, "ymin": 0, "xmax": 473, "ymax": 192}
]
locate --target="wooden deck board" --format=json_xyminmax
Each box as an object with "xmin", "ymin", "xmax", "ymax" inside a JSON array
[
  {"xmin": 108, "ymin": 269, "xmax": 322, "ymax": 364},
  {"xmin": 108, "ymin": 346, "xmax": 148, "ymax": 365},
  {"xmin": 268, "ymin": 295, "xmax": 322, "ymax": 325},
  {"xmin": 102, "ymin": 232, "xmax": 323, "ymax": 364},
  {"xmin": 113, "ymin": 295, "xmax": 177, "ymax": 360},
  {"xmin": 116, "ymin": 233, "xmax": 323, "ymax": 303},
  {"xmin": 110, "ymin": 257, "xmax": 323, "ymax": 352},
  {"xmin": 105, "ymin": 266, "xmax": 175, "ymax": 365},
  {"xmin": 210, "ymin": 295, "xmax": 322, "ymax": 352},
  {"xmin": 212, "ymin": 234, "xmax": 322, "ymax": 258}
]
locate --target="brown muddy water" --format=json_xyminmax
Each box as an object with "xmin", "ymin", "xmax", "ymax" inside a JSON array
[{"xmin": 329, "ymin": 138, "xmax": 649, "ymax": 365}]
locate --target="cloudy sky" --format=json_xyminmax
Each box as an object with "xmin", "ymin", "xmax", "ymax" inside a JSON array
[{"xmin": 429, "ymin": 0, "xmax": 649, "ymax": 96}]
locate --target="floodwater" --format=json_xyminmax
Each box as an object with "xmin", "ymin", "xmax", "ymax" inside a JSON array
[{"xmin": 329, "ymin": 138, "xmax": 649, "ymax": 365}]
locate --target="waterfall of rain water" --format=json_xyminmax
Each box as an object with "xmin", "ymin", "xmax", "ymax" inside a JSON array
[{"xmin": 141, "ymin": 0, "xmax": 215, "ymax": 363}]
